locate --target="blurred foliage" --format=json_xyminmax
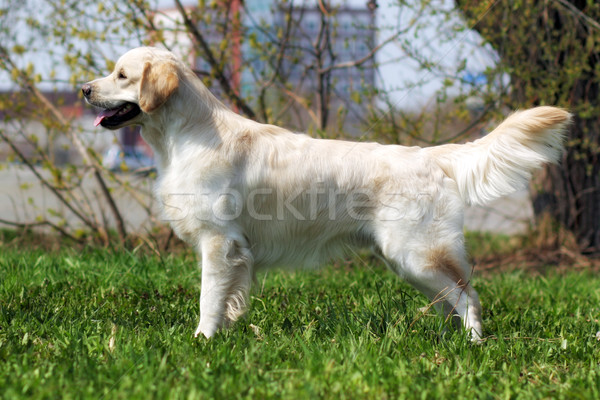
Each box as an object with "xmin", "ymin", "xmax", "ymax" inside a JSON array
[{"xmin": 457, "ymin": 0, "xmax": 600, "ymax": 254}]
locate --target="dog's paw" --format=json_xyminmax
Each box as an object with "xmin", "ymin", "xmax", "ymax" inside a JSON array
[{"xmin": 194, "ymin": 324, "xmax": 215, "ymax": 339}]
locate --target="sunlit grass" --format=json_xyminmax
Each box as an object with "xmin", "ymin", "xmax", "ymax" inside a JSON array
[{"xmin": 0, "ymin": 244, "xmax": 599, "ymax": 399}]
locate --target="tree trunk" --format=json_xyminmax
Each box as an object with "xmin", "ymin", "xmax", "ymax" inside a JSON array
[{"xmin": 531, "ymin": 116, "xmax": 600, "ymax": 253}]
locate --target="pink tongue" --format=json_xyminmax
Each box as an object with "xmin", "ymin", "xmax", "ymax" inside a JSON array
[{"xmin": 94, "ymin": 108, "xmax": 120, "ymax": 127}]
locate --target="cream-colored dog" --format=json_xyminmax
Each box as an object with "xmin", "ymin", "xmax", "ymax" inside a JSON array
[{"xmin": 83, "ymin": 47, "xmax": 570, "ymax": 340}]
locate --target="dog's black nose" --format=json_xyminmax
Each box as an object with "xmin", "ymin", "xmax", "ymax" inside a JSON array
[{"xmin": 81, "ymin": 84, "xmax": 92, "ymax": 98}]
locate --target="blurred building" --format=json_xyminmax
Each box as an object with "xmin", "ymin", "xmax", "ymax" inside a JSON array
[
  {"xmin": 273, "ymin": 3, "xmax": 376, "ymax": 101},
  {"xmin": 155, "ymin": 0, "xmax": 377, "ymax": 131}
]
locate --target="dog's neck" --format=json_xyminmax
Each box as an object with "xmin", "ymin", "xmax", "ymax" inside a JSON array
[{"xmin": 140, "ymin": 68, "xmax": 249, "ymax": 172}]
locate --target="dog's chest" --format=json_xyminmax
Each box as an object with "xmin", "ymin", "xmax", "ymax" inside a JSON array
[{"xmin": 155, "ymin": 165, "xmax": 236, "ymax": 245}]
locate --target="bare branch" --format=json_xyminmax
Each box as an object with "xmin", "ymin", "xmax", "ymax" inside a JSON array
[
  {"xmin": 0, "ymin": 217, "xmax": 84, "ymax": 243},
  {"xmin": 0, "ymin": 44, "xmax": 127, "ymax": 243},
  {"xmin": 173, "ymin": 0, "xmax": 256, "ymax": 119},
  {"xmin": 554, "ymin": 0, "xmax": 600, "ymax": 31},
  {"xmin": 0, "ymin": 128, "xmax": 97, "ymax": 232},
  {"xmin": 318, "ymin": 32, "xmax": 399, "ymax": 74}
]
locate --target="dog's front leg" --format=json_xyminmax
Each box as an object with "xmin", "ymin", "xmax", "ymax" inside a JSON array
[{"xmin": 194, "ymin": 234, "xmax": 253, "ymax": 339}]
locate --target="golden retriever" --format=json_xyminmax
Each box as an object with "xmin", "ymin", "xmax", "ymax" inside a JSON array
[{"xmin": 83, "ymin": 47, "xmax": 571, "ymax": 340}]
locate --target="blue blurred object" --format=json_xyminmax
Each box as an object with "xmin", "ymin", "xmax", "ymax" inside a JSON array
[
  {"xmin": 102, "ymin": 145, "xmax": 154, "ymax": 173},
  {"xmin": 463, "ymin": 71, "xmax": 487, "ymax": 86}
]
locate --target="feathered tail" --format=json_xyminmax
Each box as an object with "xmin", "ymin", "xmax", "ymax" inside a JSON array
[{"xmin": 428, "ymin": 106, "xmax": 572, "ymax": 205}]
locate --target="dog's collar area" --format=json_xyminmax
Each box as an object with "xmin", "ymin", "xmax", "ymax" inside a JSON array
[{"xmin": 94, "ymin": 102, "xmax": 141, "ymax": 128}]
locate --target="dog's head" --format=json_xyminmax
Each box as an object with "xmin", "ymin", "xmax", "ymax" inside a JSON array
[{"xmin": 82, "ymin": 47, "xmax": 180, "ymax": 130}]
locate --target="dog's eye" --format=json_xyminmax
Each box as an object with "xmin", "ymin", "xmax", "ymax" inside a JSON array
[{"xmin": 118, "ymin": 71, "xmax": 127, "ymax": 80}]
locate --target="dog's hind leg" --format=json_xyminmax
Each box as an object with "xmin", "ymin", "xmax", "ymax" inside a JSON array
[
  {"xmin": 417, "ymin": 249, "xmax": 482, "ymax": 341},
  {"xmin": 194, "ymin": 234, "xmax": 253, "ymax": 338},
  {"xmin": 381, "ymin": 243, "xmax": 483, "ymax": 341}
]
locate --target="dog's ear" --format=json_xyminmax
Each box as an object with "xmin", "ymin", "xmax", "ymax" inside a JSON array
[{"xmin": 139, "ymin": 61, "xmax": 179, "ymax": 113}]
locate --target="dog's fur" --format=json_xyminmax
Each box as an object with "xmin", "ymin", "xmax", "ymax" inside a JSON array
[{"xmin": 83, "ymin": 47, "xmax": 571, "ymax": 340}]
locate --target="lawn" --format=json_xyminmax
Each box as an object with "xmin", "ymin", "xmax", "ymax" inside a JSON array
[{"xmin": 0, "ymin": 242, "xmax": 599, "ymax": 399}]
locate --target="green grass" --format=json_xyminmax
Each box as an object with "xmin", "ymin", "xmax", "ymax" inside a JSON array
[{"xmin": 0, "ymin": 246, "xmax": 599, "ymax": 399}]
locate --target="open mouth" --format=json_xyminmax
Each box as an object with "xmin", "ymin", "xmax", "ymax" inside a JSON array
[{"xmin": 94, "ymin": 102, "xmax": 141, "ymax": 128}]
